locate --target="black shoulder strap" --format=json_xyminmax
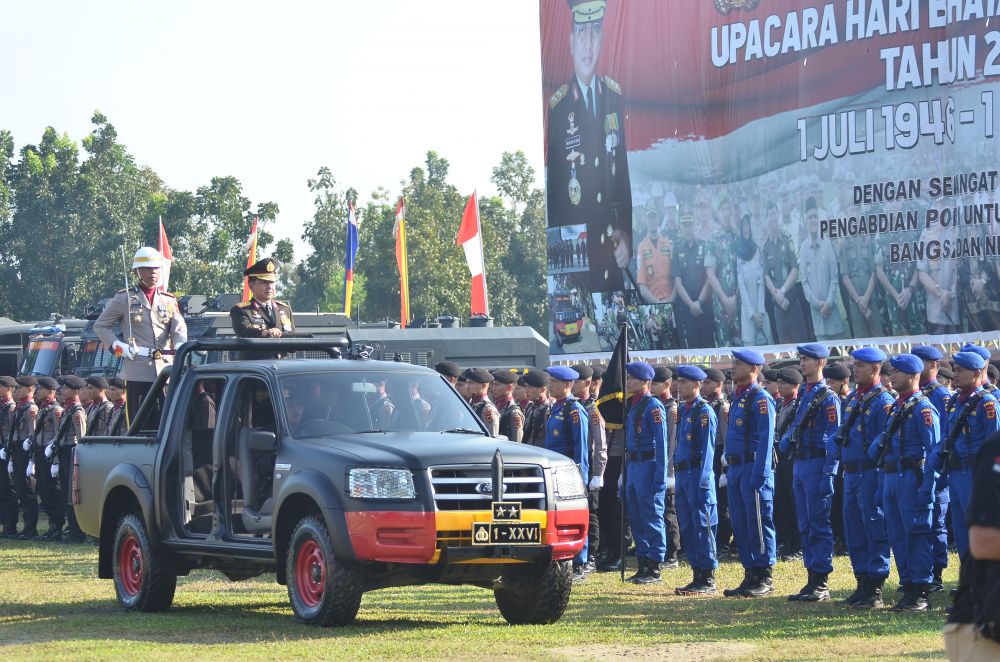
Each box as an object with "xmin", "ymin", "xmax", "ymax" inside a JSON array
[{"xmin": 945, "ymin": 391, "xmax": 985, "ymax": 447}]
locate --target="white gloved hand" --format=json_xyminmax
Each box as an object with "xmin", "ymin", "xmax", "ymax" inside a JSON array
[
  {"xmin": 26, "ymin": 460, "xmax": 35, "ymax": 477},
  {"xmin": 44, "ymin": 443, "xmax": 56, "ymax": 459},
  {"xmin": 588, "ymin": 476, "xmax": 603, "ymax": 490},
  {"xmin": 22, "ymin": 437, "xmax": 32, "ymax": 452},
  {"xmin": 112, "ymin": 340, "xmax": 137, "ymax": 360},
  {"xmin": 617, "ymin": 473, "xmax": 623, "ymax": 489},
  {"xmin": 666, "ymin": 476, "xmax": 675, "ymax": 491},
  {"xmin": 6, "ymin": 460, "xmax": 12, "ymax": 477},
  {"xmin": 721, "ymin": 455, "xmax": 729, "ymax": 469},
  {"xmin": 719, "ymin": 474, "xmax": 729, "ymax": 488},
  {"xmin": 0, "ymin": 447, "xmax": 7, "ymax": 461},
  {"xmin": 50, "ymin": 463, "xmax": 59, "ymax": 478}
]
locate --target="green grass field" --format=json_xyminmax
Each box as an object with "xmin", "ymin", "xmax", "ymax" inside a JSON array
[{"xmin": 0, "ymin": 535, "xmax": 952, "ymax": 661}]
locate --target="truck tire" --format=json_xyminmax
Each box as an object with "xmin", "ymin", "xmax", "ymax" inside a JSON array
[
  {"xmin": 286, "ymin": 515, "xmax": 363, "ymax": 626},
  {"xmin": 494, "ymin": 559, "xmax": 573, "ymax": 625},
  {"xmin": 112, "ymin": 513, "xmax": 177, "ymax": 612}
]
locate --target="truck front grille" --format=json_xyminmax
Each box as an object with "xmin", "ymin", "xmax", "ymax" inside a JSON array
[{"xmin": 428, "ymin": 464, "xmax": 546, "ymax": 511}]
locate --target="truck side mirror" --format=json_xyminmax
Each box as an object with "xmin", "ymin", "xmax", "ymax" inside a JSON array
[{"xmin": 248, "ymin": 430, "xmax": 277, "ymax": 452}]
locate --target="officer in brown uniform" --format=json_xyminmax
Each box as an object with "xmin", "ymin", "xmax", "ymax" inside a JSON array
[
  {"xmin": 32, "ymin": 377, "xmax": 63, "ymax": 540},
  {"xmin": 490, "ymin": 370, "xmax": 525, "ymax": 442},
  {"xmin": 84, "ymin": 376, "xmax": 113, "ymax": 437},
  {"xmin": 94, "ymin": 247, "xmax": 188, "ymax": 413},
  {"xmin": 106, "ymin": 378, "xmax": 129, "ymax": 436},
  {"xmin": 465, "ymin": 368, "xmax": 500, "ymax": 437},
  {"xmin": 0, "ymin": 376, "xmax": 18, "ymax": 537},
  {"xmin": 8, "ymin": 376, "xmax": 38, "ymax": 538},
  {"xmin": 522, "ymin": 370, "xmax": 553, "ymax": 447},
  {"xmin": 229, "ymin": 257, "xmax": 296, "ymax": 359},
  {"xmin": 46, "ymin": 375, "xmax": 87, "ymax": 542}
]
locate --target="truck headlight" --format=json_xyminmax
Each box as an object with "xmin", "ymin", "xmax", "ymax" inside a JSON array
[
  {"xmin": 551, "ymin": 464, "xmax": 586, "ymax": 500},
  {"xmin": 348, "ymin": 468, "xmax": 416, "ymax": 500}
]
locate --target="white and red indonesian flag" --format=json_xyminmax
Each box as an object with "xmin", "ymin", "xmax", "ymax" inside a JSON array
[
  {"xmin": 157, "ymin": 217, "xmax": 173, "ymax": 293},
  {"xmin": 456, "ymin": 192, "xmax": 488, "ymax": 316}
]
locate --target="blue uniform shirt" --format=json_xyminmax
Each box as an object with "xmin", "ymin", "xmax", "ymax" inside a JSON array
[
  {"xmin": 625, "ymin": 392, "xmax": 669, "ymax": 483},
  {"xmin": 841, "ymin": 384, "xmax": 894, "ymax": 464},
  {"xmin": 546, "ymin": 396, "xmax": 590, "ymax": 478},
  {"xmin": 778, "ymin": 381, "xmax": 841, "ymax": 474},
  {"xmin": 870, "ymin": 391, "xmax": 940, "ymax": 494},
  {"xmin": 939, "ymin": 387, "xmax": 1000, "ymax": 463},
  {"xmin": 674, "ymin": 395, "xmax": 717, "ymax": 489},
  {"xmin": 920, "ymin": 380, "xmax": 952, "ymax": 418},
  {"xmin": 726, "ymin": 384, "xmax": 776, "ymax": 480}
]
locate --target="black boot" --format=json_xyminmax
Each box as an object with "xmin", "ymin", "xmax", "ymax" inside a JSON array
[
  {"xmin": 724, "ymin": 567, "xmax": 753, "ymax": 597},
  {"xmin": 843, "ymin": 573, "xmax": 868, "ymax": 606},
  {"xmin": 675, "ymin": 568, "xmax": 700, "ymax": 595},
  {"xmin": 677, "ymin": 568, "xmax": 716, "ymax": 596},
  {"xmin": 892, "ymin": 584, "xmax": 929, "ymax": 612},
  {"xmin": 662, "ymin": 552, "xmax": 679, "ymax": 570},
  {"xmin": 633, "ymin": 560, "xmax": 661, "ymax": 585},
  {"xmin": 798, "ymin": 571, "xmax": 830, "ymax": 602},
  {"xmin": 854, "ymin": 575, "xmax": 885, "ymax": 609},
  {"xmin": 928, "ymin": 567, "xmax": 944, "ymax": 593},
  {"xmin": 788, "ymin": 570, "xmax": 815, "ymax": 601},
  {"xmin": 597, "ymin": 556, "xmax": 623, "ymax": 572},
  {"xmin": 627, "ymin": 557, "xmax": 649, "ymax": 583},
  {"xmin": 744, "ymin": 567, "xmax": 775, "ymax": 598}
]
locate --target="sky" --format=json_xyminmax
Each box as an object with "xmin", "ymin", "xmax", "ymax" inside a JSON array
[{"xmin": 0, "ymin": 0, "xmax": 546, "ymax": 258}]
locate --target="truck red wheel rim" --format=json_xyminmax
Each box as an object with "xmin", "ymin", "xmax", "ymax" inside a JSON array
[
  {"xmin": 295, "ymin": 539, "xmax": 325, "ymax": 608},
  {"xmin": 119, "ymin": 534, "xmax": 143, "ymax": 596}
]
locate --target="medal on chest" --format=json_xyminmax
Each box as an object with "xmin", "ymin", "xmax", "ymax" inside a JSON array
[{"xmin": 568, "ymin": 163, "xmax": 581, "ymax": 206}]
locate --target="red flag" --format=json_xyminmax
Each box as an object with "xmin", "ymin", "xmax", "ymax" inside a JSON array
[
  {"xmin": 157, "ymin": 217, "xmax": 173, "ymax": 293},
  {"xmin": 456, "ymin": 192, "xmax": 488, "ymax": 316},
  {"xmin": 242, "ymin": 217, "xmax": 259, "ymax": 303}
]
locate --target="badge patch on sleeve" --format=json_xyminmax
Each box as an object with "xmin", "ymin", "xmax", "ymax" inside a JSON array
[
  {"xmin": 700, "ymin": 414, "xmax": 709, "ymax": 428},
  {"xmin": 986, "ymin": 401, "xmax": 997, "ymax": 420},
  {"xmin": 922, "ymin": 409, "xmax": 933, "ymax": 426},
  {"xmin": 571, "ymin": 409, "xmax": 580, "ymax": 425},
  {"xmin": 591, "ymin": 411, "xmax": 601, "ymax": 426},
  {"xmin": 827, "ymin": 406, "xmax": 837, "ymax": 423},
  {"xmin": 758, "ymin": 399, "xmax": 768, "ymax": 415},
  {"xmin": 652, "ymin": 408, "xmax": 662, "ymax": 424}
]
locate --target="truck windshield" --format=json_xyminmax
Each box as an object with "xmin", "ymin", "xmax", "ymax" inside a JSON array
[{"xmin": 279, "ymin": 371, "xmax": 485, "ymax": 437}]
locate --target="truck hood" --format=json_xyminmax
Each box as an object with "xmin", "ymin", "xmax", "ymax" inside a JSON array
[{"xmin": 308, "ymin": 432, "xmax": 570, "ymax": 469}]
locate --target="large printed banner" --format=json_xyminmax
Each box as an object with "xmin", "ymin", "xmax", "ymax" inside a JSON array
[{"xmin": 541, "ymin": 0, "xmax": 1000, "ymax": 357}]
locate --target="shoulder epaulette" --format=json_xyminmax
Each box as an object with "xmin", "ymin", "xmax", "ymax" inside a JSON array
[
  {"xmin": 235, "ymin": 301, "xmax": 251, "ymax": 309},
  {"xmin": 549, "ymin": 84, "xmax": 568, "ymax": 109},
  {"xmin": 603, "ymin": 76, "xmax": 622, "ymax": 95},
  {"xmin": 116, "ymin": 287, "xmax": 130, "ymax": 294},
  {"xmin": 275, "ymin": 300, "xmax": 291, "ymax": 308},
  {"xmin": 160, "ymin": 291, "xmax": 177, "ymax": 299}
]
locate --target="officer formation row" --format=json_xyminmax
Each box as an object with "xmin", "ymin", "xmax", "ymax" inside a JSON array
[
  {"xmin": 0, "ymin": 374, "xmax": 129, "ymax": 541},
  {"xmin": 441, "ymin": 341, "xmax": 999, "ymax": 613}
]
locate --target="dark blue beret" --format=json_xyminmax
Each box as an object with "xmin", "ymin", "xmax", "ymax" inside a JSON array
[
  {"xmin": 732, "ymin": 348, "xmax": 766, "ymax": 366},
  {"xmin": 961, "ymin": 344, "xmax": 992, "ymax": 361},
  {"xmin": 911, "ymin": 345, "xmax": 943, "ymax": 361},
  {"xmin": 675, "ymin": 365, "xmax": 708, "ymax": 381},
  {"xmin": 953, "ymin": 351, "xmax": 986, "ymax": 371},
  {"xmin": 889, "ymin": 354, "xmax": 923, "ymax": 375},
  {"xmin": 546, "ymin": 366, "xmax": 579, "ymax": 382},
  {"xmin": 625, "ymin": 362, "xmax": 654, "ymax": 381},
  {"xmin": 796, "ymin": 343, "xmax": 830, "ymax": 359},
  {"xmin": 850, "ymin": 347, "xmax": 887, "ymax": 363}
]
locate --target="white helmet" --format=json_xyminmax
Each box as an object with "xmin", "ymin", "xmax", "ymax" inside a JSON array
[{"xmin": 132, "ymin": 246, "xmax": 162, "ymax": 269}]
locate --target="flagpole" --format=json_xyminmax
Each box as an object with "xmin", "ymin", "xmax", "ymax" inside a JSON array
[
  {"xmin": 619, "ymin": 321, "xmax": 628, "ymax": 583},
  {"xmin": 474, "ymin": 189, "xmax": 489, "ymax": 316}
]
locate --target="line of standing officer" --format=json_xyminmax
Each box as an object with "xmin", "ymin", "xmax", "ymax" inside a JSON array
[
  {"xmin": 722, "ymin": 349, "xmax": 778, "ymax": 598},
  {"xmin": 32, "ymin": 377, "xmax": 63, "ymax": 541},
  {"xmin": 650, "ymin": 366, "xmax": 681, "ymax": 569},
  {"xmin": 0, "ymin": 376, "xmax": 19, "ymax": 537}
]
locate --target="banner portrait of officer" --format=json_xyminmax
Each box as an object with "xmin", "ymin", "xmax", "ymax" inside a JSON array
[
  {"xmin": 546, "ymin": 0, "xmax": 632, "ymax": 293},
  {"xmin": 94, "ymin": 247, "xmax": 187, "ymax": 414}
]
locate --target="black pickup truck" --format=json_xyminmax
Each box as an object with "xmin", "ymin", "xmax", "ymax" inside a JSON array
[{"xmin": 74, "ymin": 339, "xmax": 589, "ymax": 626}]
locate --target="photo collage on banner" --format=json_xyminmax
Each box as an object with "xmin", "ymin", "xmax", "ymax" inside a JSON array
[{"xmin": 541, "ymin": 0, "xmax": 1000, "ymax": 356}]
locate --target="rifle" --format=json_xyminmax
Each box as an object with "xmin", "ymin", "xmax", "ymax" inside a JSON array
[
  {"xmin": 937, "ymin": 392, "xmax": 984, "ymax": 475},
  {"xmin": 784, "ymin": 386, "xmax": 834, "ymax": 462},
  {"xmin": 873, "ymin": 395, "xmax": 926, "ymax": 468}
]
